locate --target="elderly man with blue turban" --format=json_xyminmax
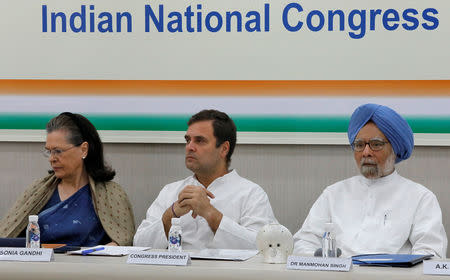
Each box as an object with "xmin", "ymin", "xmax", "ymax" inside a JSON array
[{"xmin": 293, "ymin": 104, "xmax": 447, "ymax": 258}]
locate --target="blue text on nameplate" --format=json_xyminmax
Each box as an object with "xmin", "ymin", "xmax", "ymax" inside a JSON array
[
  {"xmin": 0, "ymin": 248, "xmax": 54, "ymax": 262},
  {"xmin": 287, "ymin": 256, "xmax": 352, "ymax": 271},
  {"xmin": 127, "ymin": 251, "xmax": 191, "ymax": 266}
]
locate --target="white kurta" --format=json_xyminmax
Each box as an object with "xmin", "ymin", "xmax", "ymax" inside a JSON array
[
  {"xmin": 293, "ymin": 171, "xmax": 448, "ymax": 258},
  {"xmin": 134, "ymin": 170, "xmax": 277, "ymax": 249}
]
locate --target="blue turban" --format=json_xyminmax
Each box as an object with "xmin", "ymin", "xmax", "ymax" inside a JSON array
[{"xmin": 347, "ymin": 104, "xmax": 414, "ymax": 163}]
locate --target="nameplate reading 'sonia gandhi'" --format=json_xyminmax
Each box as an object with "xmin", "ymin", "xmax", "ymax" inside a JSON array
[
  {"xmin": 0, "ymin": 248, "xmax": 54, "ymax": 262},
  {"xmin": 423, "ymin": 260, "xmax": 450, "ymax": 275},
  {"xmin": 127, "ymin": 251, "xmax": 191, "ymax": 266},
  {"xmin": 286, "ymin": 256, "xmax": 352, "ymax": 272}
]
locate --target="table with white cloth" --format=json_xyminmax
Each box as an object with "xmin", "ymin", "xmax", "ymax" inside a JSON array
[{"xmin": 0, "ymin": 253, "xmax": 447, "ymax": 280}]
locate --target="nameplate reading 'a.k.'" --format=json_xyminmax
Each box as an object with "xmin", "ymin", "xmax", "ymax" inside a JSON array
[
  {"xmin": 127, "ymin": 251, "xmax": 191, "ymax": 266},
  {"xmin": 0, "ymin": 248, "xmax": 54, "ymax": 262},
  {"xmin": 423, "ymin": 260, "xmax": 450, "ymax": 275},
  {"xmin": 287, "ymin": 256, "xmax": 352, "ymax": 272}
]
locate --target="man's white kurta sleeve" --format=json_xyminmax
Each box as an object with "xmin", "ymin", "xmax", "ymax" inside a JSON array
[
  {"xmin": 293, "ymin": 192, "xmax": 329, "ymax": 256},
  {"xmin": 210, "ymin": 189, "xmax": 277, "ymax": 249},
  {"xmin": 409, "ymin": 192, "xmax": 448, "ymax": 258},
  {"xmin": 133, "ymin": 191, "xmax": 170, "ymax": 248}
]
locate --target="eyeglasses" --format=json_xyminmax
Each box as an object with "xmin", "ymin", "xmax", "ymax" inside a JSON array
[
  {"xmin": 43, "ymin": 144, "xmax": 81, "ymax": 158},
  {"xmin": 352, "ymin": 139, "xmax": 388, "ymax": 152}
]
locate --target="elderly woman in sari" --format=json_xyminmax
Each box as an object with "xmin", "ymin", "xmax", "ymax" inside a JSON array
[{"xmin": 0, "ymin": 112, "xmax": 135, "ymax": 246}]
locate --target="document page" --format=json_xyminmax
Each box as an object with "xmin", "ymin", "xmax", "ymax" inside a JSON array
[
  {"xmin": 190, "ymin": 249, "xmax": 259, "ymax": 261},
  {"xmin": 68, "ymin": 246, "xmax": 151, "ymax": 256}
]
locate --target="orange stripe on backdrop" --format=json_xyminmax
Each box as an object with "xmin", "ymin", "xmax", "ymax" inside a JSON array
[{"xmin": 0, "ymin": 80, "xmax": 449, "ymax": 96}]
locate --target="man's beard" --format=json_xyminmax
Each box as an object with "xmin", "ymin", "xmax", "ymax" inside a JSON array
[
  {"xmin": 360, "ymin": 158, "xmax": 380, "ymax": 178},
  {"xmin": 360, "ymin": 152, "xmax": 396, "ymax": 179}
]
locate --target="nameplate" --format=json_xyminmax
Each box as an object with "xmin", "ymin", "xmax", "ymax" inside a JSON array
[
  {"xmin": 127, "ymin": 251, "xmax": 191, "ymax": 266},
  {"xmin": 0, "ymin": 248, "xmax": 54, "ymax": 262},
  {"xmin": 423, "ymin": 260, "xmax": 450, "ymax": 275},
  {"xmin": 287, "ymin": 256, "xmax": 352, "ymax": 271}
]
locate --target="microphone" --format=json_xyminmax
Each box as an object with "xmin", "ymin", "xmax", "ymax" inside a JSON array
[{"xmin": 314, "ymin": 248, "xmax": 342, "ymax": 257}]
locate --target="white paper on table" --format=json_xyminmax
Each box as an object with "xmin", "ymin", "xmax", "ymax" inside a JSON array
[
  {"xmin": 189, "ymin": 249, "xmax": 258, "ymax": 261},
  {"xmin": 68, "ymin": 246, "xmax": 151, "ymax": 256}
]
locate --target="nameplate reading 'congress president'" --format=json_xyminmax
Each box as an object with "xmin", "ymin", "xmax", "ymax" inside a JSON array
[
  {"xmin": 127, "ymin": 251, "xmax": 191, "ymax": 266},
  {"xmin": 287, "ymin": 256, "xmax": 352, "ymax": 272},
  {"xmin": 0, "ymin": 248, "xmax": 54, "ymax": 262},
  {"xmin": 423, "ymin": 260, "xmax": 450, "ymax": 275}
]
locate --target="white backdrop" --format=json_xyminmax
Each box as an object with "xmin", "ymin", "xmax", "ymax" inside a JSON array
[{"xmin": 1, "ymin": 0, "xmax": 449, "ymax": 79}]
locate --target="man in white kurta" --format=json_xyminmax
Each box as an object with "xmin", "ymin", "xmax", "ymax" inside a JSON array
[
  {"xmin": 134, "ymin": 110, "xmax": 277, "ymax": 249},
  {"xmin": 134, "ymin": 170, "xmax": 276, "ymax": 249},
  {"xmin": 294, "ymin": 104, "xmax": 447, "ymax": 258},
  {"xmin": 294, "ymin": 171, "xmax": 447, "ymax": 257}
]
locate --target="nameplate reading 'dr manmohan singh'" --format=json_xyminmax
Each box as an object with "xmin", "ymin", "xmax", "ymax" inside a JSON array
[{"xmin": 287, "ymin": 256, "xmax": 352, "ymax": 272}]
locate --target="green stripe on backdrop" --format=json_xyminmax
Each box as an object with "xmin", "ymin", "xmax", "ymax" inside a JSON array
[{"xmin": 0, "ymin": 114, "xmax": 449, "ymax": 133}]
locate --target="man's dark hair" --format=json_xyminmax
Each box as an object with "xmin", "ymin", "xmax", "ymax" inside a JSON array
[
  {"xmin": 188, "ymin": 109, "xmax": 237, "ymax": 167},
  {"xmin": 46, "ymin": 112, "xmax": 116, "ymax": 182}
]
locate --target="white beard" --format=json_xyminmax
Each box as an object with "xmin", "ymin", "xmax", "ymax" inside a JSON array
[{"xmin": 360, "ymin": 150, "xmax": 396, "ymax": 179}]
